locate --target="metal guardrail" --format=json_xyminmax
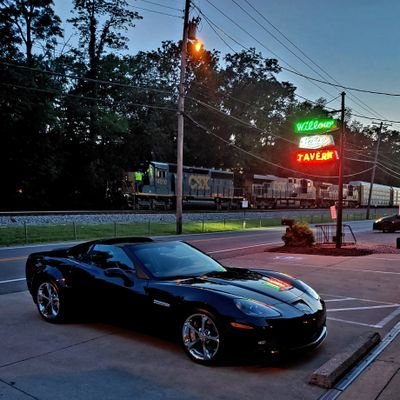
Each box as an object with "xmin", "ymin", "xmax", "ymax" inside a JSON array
[{"xmin": 315, "ymin": 224, "xmax": 357, "ymax": 246}]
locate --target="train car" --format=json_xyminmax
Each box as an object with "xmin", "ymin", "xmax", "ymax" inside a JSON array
[
  {"xmin": 123, "ymin": 161, "xmax": 243, "ymax": 210},
  {"xmin": 315, "ymin": 182, "xmax": 359, "ymax": 208},
  {"xmin": 244, "ymin": 174, "xmax": 317, "ymax": 208},
  {"xmin": 349, "ymin": 181, "xmax": 394, "ymax": 207},
  {"xmin": 392, "ymin": 186, "xmax": 400, "ymax": 206}
]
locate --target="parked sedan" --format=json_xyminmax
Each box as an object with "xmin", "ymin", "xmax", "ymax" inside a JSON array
[
  {"xmin": 26, "ymin": 237, "xmax": 327, "ymax": 365},
  {"xmin": 373, "ymin": 214, "xmax": 400, "ymax": 232}
]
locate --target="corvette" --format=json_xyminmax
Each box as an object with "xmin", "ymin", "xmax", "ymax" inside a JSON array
[{"xmin": 26, "ymin": 237, "xmax": 327, "ymax": 365}]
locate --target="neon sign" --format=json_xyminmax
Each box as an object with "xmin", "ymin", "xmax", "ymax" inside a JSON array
[
  {"xmin": 296, "ymin": 149, "xmax": 338, "ymax": 164},
  {"xmin": 295, "ymin": 118, "xmax": 337, "ymax": 135},
  {"xmin": 299, "ymin": 134, "xmax": 335, "ymax": 149}
]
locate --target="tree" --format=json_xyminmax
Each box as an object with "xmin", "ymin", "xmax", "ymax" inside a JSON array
[
  {"xmin": 0, "ymin": 0, "xmax": 62, "ymax": 64},
  {"xmin": 0, "ymin": 0, "xmax": 63, "ymax": 209},
  {"xmin": 54, "ymin": 0, "xmax": 143, "ymax": 207}
]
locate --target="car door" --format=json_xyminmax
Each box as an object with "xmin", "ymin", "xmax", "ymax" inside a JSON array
[{"xmin": 85, "ymin": 244, "xmax": 151, "ymax": 318}]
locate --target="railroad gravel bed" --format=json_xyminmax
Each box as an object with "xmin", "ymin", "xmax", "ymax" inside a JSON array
[
  {"xmin": 0, "ymin": 211, "xmax": 298, "ymax": 226},
  {"xmin": 0, "ymin": 207, "xmax": 384, "ymax": 226}
]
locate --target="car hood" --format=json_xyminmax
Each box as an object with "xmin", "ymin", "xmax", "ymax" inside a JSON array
[
  {"xmin": 179, "ymin": 268, "xmax": 314, "ymax": 307},
  {"xmin": 375, "ymin": 214, "xmax": 397, "ymax": 223}
]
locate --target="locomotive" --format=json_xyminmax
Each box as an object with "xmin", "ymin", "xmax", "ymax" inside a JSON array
[
  {"xmin": 113, "ymin": 161, "xmax": 400, "ymax": 210},
  {"xmin": 119, "ymin": 161, "xmax": 244, "ymax": 210}
]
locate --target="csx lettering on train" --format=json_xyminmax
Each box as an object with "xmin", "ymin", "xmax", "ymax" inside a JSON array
[{"xmin": 189, "ymin": 175, "xmax": 210, "ymax": 190}]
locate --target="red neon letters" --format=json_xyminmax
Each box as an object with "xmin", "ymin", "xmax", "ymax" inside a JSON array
[{"xmin": 296, "ymin": 149, "xmax": 338, "ymax": 164}]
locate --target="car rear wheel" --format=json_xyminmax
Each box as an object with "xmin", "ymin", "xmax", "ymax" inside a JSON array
[
  {"xmin": 36, "ymin": 281, "xmax": 66, "ymax": 323},
  {"xmin": 181, "ymin": 309, "xmax": 224, "ymax": 365}
]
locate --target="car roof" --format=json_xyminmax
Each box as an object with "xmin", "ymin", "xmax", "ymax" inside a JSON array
[{"xmin": 94, "ymin": 237, "xmax": 154, "ymax": 246}]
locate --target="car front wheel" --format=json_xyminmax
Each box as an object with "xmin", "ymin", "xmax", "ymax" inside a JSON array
[
  {"xmin": 36, "ymin": 281, "xmax": 67, "ymax": 323},
  {"xmin": 181, "ymin": 309, "xmax": 224, "ymax": 365},
  {"xmin": 382, "ymin": 223, "xmax": 394, "ymax": 233}
]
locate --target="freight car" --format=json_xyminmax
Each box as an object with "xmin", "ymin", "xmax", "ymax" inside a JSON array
[
  {"xmin": 243, "ymin": 175, "xmax": 397, "ymax": 209},
  {"xmin": 348, "ymin": 181, "xmax": 400, "ymax": 207},
  {"xmin": 121, "ymin": 161, "xmax": 243, "ymax": 210}
]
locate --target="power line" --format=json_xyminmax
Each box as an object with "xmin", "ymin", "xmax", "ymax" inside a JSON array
[
  {"xmin": 0, "ymin": 82, "xmax": 178, "ymax": 111},
  {"xmin": 127, "ymin": 3, "xmax": 182, "ymax": 19},
  {"xmin": 201, "ymin": 0, "xmax": 339, "ymax": 102},
  {"xmin": 239, "ymin": 0, "xmax": 389, "ymax": 122},
  {"xmin": 197, "ymin": 1, "xmax": 390, "ymax": 125},
  {"xmin": 281, "ymin": 65, "xmax": 400, "ymax": 97},
  {"xmin": 0, "ymin": 61, "xmax": 175, "ymax": 96},
  {"xmin": 185, "ymin": 111, "xmax": 374, "ymax": 179},
  {"xmin": 138, "ymin": 0, "xmax": 183, "ymax": 12}
]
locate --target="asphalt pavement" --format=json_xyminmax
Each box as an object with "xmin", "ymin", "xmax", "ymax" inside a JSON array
[
  {"xmin": 220, "ymin": 241, "xmax": 400, "ymax": 400},
  {"xmin": 0, "ymin": 227, "xmax": 399, "ymax": 400}
]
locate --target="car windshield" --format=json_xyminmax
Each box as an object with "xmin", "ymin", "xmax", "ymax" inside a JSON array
[{"xmin": 128, "ymin": 241, "xmax": 226, "ymax": 279}]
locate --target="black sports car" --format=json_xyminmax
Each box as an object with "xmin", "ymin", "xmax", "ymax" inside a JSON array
[
  {"xmin": 26, "ymin": 237, "xmax": 327, "ymax": 365},
  {"xmin": 373, "ymin": 214, "xmax": 400, "ymax": 232}
]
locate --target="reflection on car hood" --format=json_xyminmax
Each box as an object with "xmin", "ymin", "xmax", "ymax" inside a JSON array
[
  {"xmin": 180, "ymin": 269, "xmax": 311, "ymax": 306},
  {"xmin": 375, "ymin": 214, "xmax": 398, "ymax": 223}
]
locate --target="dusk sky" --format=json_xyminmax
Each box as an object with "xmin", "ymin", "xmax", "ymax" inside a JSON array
[{"xmin": 54, "ymin": 0, "xmax": 400, "ymax": 130}]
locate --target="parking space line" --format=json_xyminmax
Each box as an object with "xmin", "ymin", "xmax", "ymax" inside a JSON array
[
  {"xmin": 321, "ymin": 293, "xmax": 399, "ymax": 305},
  {"xmin": 0, "ymin": 277, "xmax": 26, "ymax": 284},
  {"xmin": 325, "ymin": 297, "xmax": 355, "ymax": 302},
  {"xmin": 375, "ymin": 306, "xmax": 400, "ymax": 328},
  {"xmin": 327, "ymin": 317, "xmax": 381, "ymax": 328},
  {"xmin": 324, "ymin": 293, "xmax": 400, "ymax": 328},
  {"xmin": 0, "ymin": 256, "xmax": 27, "ymax": 262},
  {"xmin": 328, "ymin": 304, "xmax": 400, "ymax": 312},
  {"xmin": 208, "ymin": 242, "xmax": 281, "ymax": 254}
]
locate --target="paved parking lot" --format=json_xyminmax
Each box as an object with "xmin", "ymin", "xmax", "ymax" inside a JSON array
[{"xmin": 1, "ymin": 248, "xmax": 399, "ymax": 400}]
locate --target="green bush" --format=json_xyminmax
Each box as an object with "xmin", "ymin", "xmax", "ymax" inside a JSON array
[{"xmin": 282, "ymin": 222, "xmax": 315, "ymax": 247}]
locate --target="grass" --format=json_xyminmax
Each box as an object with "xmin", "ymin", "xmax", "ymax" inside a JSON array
[{"xmin": 0, "ymin": 211, "xmax": 381, "ymax": 247}]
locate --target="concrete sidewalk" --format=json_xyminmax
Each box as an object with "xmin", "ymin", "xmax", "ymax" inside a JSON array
[{"xmin": 339, "ymin": 329, "xmax": 400, "ymax": 400}]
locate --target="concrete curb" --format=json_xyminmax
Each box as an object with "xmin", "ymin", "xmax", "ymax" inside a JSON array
[{"xmin": 309, "ymin": 331, "xmax": 381, "ymax": 389}]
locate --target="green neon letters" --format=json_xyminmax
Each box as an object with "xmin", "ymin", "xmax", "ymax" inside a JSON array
[{"xmin": 295, "ymin": 118, "xmax": 337, "ymax": 134}]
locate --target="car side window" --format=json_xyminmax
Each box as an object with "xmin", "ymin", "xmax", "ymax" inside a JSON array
[{"xmin": 89, "ymin": 244, "xmax": 135, "ymax": 271}]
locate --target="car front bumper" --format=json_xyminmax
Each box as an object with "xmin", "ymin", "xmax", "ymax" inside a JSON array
[{"xmin": 227, "ymin": 309, "xmax": 327, "ymax": 356}]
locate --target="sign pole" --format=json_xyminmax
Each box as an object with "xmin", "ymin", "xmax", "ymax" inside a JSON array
[{"xmin": 335, "ymin": 92, "xmax": 346, "ymax": 248}]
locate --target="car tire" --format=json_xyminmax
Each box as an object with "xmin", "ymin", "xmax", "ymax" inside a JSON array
[
  {"xmin": 382, "ymin": 223, "xmax": 394, "ymax": 233},
  {"xmin": 35, "ymin": 280, "xmax": 67, "ymax": 323},
  {"xmin": 181, "ymin": 308, "xmax": 225, "ymax": 365}
]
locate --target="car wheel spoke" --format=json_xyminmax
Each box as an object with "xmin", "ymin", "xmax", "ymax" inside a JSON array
[
  {"xmin": 37, "ymin": 282, "xmax": 60, "ymax": 320},
  {"xmin": 182, "ymin": 312, "xmax": 220, "ymax": 362}
]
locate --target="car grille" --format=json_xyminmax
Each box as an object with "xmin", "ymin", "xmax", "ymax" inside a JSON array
[{"xmin": 267, "ymin": 309, "xmax": 326, "ymax": 348}]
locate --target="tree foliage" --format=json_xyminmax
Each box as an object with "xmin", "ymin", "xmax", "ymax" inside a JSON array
[{"xmin": 0, "ymin": 2, "xmax": 399, "ymax": 210}]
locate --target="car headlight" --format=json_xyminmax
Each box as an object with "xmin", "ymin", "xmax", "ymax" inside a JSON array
[{"xmin": 234, "ymin": 299, "xmax": 281, "ymax": 317}]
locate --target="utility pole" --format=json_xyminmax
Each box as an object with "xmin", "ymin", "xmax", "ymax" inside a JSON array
[
  {"xmin": 176, "ymin": 0, "xmax": 191, "ymax": 234},
  {"xmin": 366, "ymin": 122, "xmax": 385, "ymax": 219},
  {"xmin": 335, "ymin": 92, "xmax": 346, "ymax": 248}
]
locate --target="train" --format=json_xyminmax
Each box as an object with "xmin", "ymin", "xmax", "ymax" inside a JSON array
[{"xmin": 109, "ymin": 160, "xmax": 400, "ymax": 210}]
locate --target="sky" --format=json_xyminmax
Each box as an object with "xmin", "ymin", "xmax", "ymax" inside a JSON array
[{"xmin": 53, "ymin": 0, "xmax": 400, "ymax": 130}]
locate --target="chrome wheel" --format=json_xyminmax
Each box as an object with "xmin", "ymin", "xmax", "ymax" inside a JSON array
[
  {"xmin": 36, "ymin": 282, "xmax": 61, "ymax": 321},
  {"xmin": 182, "ymin": 312, "xmax": 220, "ymax": 363}
]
